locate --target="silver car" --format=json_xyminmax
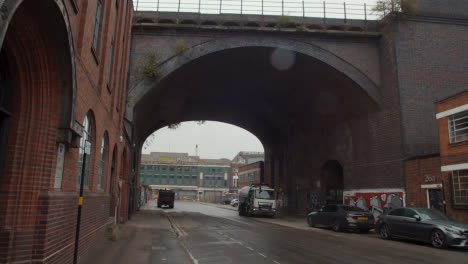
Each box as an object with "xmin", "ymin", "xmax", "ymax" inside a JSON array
[{"xmin": 376, "ymin": 207, "xmax": 468, "ymax": 249}]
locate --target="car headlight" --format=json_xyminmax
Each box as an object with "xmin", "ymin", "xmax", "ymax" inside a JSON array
[{"xmin": 444, "ymin": 227, "xmax": 463, "ymax": 235}]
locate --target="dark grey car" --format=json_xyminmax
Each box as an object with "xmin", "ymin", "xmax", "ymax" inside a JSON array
[
  {"xmin": 376, "ymin": 207, "xmax": 468, "ymax": 249},
  {"xmin": 307, "ymin": 205, "xmax": 374, "ymax": 232}
]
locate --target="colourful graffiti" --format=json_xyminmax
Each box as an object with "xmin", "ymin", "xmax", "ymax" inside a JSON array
[{"xmin": 343, "ymin": 190, "xmax": 405, "ymax": 220}]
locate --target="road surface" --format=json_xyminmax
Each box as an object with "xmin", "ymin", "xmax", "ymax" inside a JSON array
[{"xmin": 80, "ymin": 201, "xmax": 467, "ymax": 264}]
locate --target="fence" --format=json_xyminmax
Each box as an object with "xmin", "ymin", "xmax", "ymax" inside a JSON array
[{"xmin": 133, "ymin": 0, "xmax": 388, "ymax": 21}]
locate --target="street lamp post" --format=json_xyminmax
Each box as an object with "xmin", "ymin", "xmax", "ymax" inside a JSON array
[{"xmin": 73, "ymin": 140, "xmax": 90, "ymax": 264}]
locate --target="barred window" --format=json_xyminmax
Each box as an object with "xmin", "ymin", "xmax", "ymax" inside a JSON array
[
  {"xmin": 91, "ymin": 0, "xmax": 103, "ymax": 55},
  {"xmin": 452, "ymin": 170, "xmax": 468, "ymax": 205},
  {"xmin": 107, "ymin": 40, "xmax": 114, "ymax": 87},
  {"xmin": 98, "ymin": 133, "xmax": 108, "ymax": 190},
  {"xmin": 77, "ymin": 114, "xmax": 93, "ymax": 188},
  {"xmin": 449, "ymin": 111, "xmax": 468, "ymax": 143}
]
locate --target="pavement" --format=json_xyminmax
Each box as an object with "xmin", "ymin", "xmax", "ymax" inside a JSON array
[{"xmin": 79, "ymin": 200, "xmax": 467, "ymax": 264}]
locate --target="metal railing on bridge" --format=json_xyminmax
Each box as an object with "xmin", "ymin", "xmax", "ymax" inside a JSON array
[{"xmin": 133, "ymin": 0, "xmax": 388, "ymax": 21}]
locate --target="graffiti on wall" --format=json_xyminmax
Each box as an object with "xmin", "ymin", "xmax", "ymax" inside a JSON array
[{"xmin": 344, "ymin": 190, "xmax": 405, "ymax": 220}]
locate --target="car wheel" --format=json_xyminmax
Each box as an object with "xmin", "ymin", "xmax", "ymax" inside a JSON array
[
  {"xmin": 431, "ymin": 230, "xmax": 447, "ymax": 249},
  {"xmin": 307, "ymin": 216, "xmax": 315, "ymax": 227},
  {"xmin": 332, "ymin": 219, "xmax": 341, "ymax": 232},
  {"xmin": 379, "ymin": 224, "xmax": 391, "ymax": 240}
]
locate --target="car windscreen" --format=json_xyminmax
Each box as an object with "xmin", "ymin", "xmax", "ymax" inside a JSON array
[
  {"xmin": 255, "ymin": 190, "xmax": 275, "ymax": 200},
  {"xmin": 416, "ymin": 209, "xmax": 450, "ymax": 221},
  {"xmin": 341, "ymin": 206, "xmax": 366, "ymax": 212}
]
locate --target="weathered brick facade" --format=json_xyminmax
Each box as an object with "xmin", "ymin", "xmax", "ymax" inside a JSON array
[
  {"xmin": 405, "ymin": 91, "xmax": 468, "ymax": 224},
  {"xmin": 436, "ymin": 91, "xmax": 468, "ymax": 223},
  {"xmin": 0, "ymin": 0, "xmax": 133, "ymax": 263},
  {"xmin": 238, "ymin": 161, "xmax": 264, "ymax": 189}
]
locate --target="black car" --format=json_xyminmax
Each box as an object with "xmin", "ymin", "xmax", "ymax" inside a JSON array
[
  {"xmin": 307, "ymin": 204, "xmax": 374, "ymax": 232},
  {"xmin": 376, "ymin": 207, "xmax": 468, "ymax": 249}
]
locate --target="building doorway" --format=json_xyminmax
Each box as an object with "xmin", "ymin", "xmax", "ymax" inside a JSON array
[{"xmin": 321, "ymin": 160, "xmax": 344, "ymax": 205}]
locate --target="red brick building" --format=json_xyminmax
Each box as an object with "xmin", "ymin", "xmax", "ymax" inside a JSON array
[
  {"xmin": 230, "ymin": 151, "xmax": 264, "ymax": 191},
  {"xmin": 406, "ymin": 91, "xmax": 468, "ymax": 224},
  {"xmin": 238, "ymin": 161, "xmax": 264, "ymax": 189},
  {"xmin": 0, "ymin": 0, "xmax": 133, "ymax": 263}
]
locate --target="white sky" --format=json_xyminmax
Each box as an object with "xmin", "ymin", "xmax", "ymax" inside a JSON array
[
  {"xmin": 142, "ymin": 121, "xmax": 264, "ymax": 160},
  {"xmin": 133, "ymin": 0, "xmax": 382, "ymax": 20}
]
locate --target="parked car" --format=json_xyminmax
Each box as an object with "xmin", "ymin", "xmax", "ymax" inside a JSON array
[
  {"xmin": 307, "ymin": 204, "xmax": 374, "ymax": 232},
  {"xmin": 230, "ymin": 199, "xmax": 239, "ymax": 207},
  {"xmin": 376, "ymin": 207, "xmax": 468, "ymax": 249}
]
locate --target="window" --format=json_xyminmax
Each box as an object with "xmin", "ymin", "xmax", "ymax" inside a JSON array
[
  {"xmin": 452, "ymin": 170, "xmax": 468, "ymax": 205},
  {"xmin": 107, "ymin": 40, "xmax": 114, "ymax": 88},
  {"xmin": 98, "ymin": 133, "xmax": 108, "ymax": 190},
  {"xmin": 389, "ymin": 208, "xmax": 405, "ymax": 216},
  {"xmin": 77, "ymin": 113, "xmax": 93, "ymax": 188},
  {"xmin": 404, "ymin": 209, "xmax": 417, "ymax": 218},
  {"xmin": 92, "ymin": 0, "xmax": 103, "ymax": 56},
  {"xmin": 449, "ymin": 111, "xmax": 468, "ymax": 143}
]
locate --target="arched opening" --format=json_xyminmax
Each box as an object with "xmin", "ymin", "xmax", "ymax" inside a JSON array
[
  {"xmin": 0, "ymin": 0, "xmax": 75, "ymax": 262},
  {"xmin": 130, "ymin": 41, "xmax": 380, "ymax": 215},
  {"xmin": 140, "ymin": 121, "xmax": 265, "ymax": 204},
  {"xmin": 321, "ymin": 160, "xmax": 344, "ymax": 205},
  {"xmin": 98, "ymin": 132, "xmax": 109, "ymax": 190},
  {"xmin": 118, "ymin": 148, "xmax": 128, "ymax": 222},
  {"xmin": 77, "ymin": 112, "xmax": 95, "ymax": 189},
  {"xmin": 109, "ymin": 145, "xmax": 118, "ymax": 219}
]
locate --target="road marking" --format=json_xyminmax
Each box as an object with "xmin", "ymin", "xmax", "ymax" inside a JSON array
[
  {"xmin": 238, "ymin": 242, "xmax": 244, "ymax": 245},
  {"xmin": 246, "ymin": 246, "xmax": 254, "ymax": 251},
  {"xmin": 258, "ymin": 253, "xmax": 267, "ymax": 258},
  {"xmin": 273, "ymin": 260, "xmax": 281, "ymax": 264}
]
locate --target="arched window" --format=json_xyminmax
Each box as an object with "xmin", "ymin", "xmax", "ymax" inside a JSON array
[
  {"xmin": 98, "ymin": 133, "xmax": 108, "ymax": 190},
  {"xmin": 77, "ymin": 113, "xmax": 93, "ymax": 188}
]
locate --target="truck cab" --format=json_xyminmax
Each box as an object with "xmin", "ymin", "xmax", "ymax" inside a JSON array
[
  {"xmin": 238, "ymin": 184, "xmax": 277, "ymax": 217},
  {"xmin": 157, "ymin": 189, "xmax": 175, "ymax": 208}
]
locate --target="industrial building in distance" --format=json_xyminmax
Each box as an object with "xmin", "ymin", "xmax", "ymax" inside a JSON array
[
  {"xmin": 140, "ymin": 152, "xmax": 231, "ymax": 202},
  {"xmin": 140, "ymin": 151, "xmax": 265, "ymax": 203}
]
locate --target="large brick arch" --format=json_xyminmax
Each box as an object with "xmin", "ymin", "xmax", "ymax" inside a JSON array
[
  {"xmin": 126, "ymin": 37, "xmax": 381, "ymax": 121},
  {"xmin": 0, "ymin": 0, "xmax": 77, "ymax": 132},
  {"xmin": 0, "ymin": 0, "xmax": 76, "ymax": 262}
]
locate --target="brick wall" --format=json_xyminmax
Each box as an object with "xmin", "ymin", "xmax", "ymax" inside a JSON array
[
  {"xmin": 395, "ymin": 17, "xmax": 468, "ymax": 158},
  {"xmin": 434, "ymin": 91, "xmax": 468, "ymax": 223},
  {"xmin": 238, "ymin": 161, "xmax": 264, "ymax": 189},
  {"xmin": 0, "ymin": 0, "xmax": 133, "ymax": 263},
  {"xmin": 405, "ymin": 156, "xmax": 442, "ymax": 207}
]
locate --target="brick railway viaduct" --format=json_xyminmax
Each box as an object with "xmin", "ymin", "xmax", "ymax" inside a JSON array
[
  {"xmin": 0, "ymin": 0, "xmax": 467, "ymax": 263},
  {"xmin": 126, "ymin": 3, "xmax": 468, "ymax": 212}
]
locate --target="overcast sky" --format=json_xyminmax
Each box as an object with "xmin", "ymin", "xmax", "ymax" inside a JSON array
[
  {"xmin": 142, "ymin": 121, "xmax": 264, "ymax": 160},
  {"xmin": 134, "ymin": 0, "xmax": 381, "ymax": 20}
]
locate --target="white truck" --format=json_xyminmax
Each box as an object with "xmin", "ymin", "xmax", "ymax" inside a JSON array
[{"xmin": 238, "ymin": 184, "xmax": 277, "ymax": 217}]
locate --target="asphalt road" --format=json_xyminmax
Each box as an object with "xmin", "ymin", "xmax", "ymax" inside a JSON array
[{"xmin": 81, "ymin": 201, "xmax": 467, "ymax": 264}]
